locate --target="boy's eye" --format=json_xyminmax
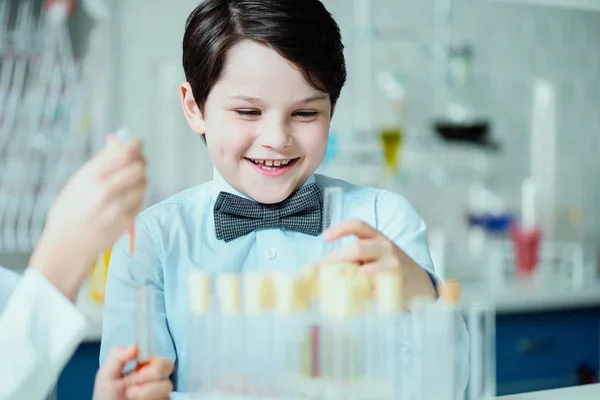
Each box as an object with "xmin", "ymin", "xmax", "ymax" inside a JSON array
[
  {"xmin": 294, "ymin": 111, "xmax": 318, "ymax": 118},
  {"xmin": 235, "ymin": 109, "xmax": 261, "ymax": 117}
]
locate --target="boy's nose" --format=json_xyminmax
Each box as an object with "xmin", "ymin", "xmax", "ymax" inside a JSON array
[{"xmin": 258, "ymin": 120, "xmax": 293, "ymax": 150}]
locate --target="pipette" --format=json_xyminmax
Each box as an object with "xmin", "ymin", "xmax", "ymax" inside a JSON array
[{"xmin": 116, "ymin": 128, "xmax": 136, "ymax": 254}]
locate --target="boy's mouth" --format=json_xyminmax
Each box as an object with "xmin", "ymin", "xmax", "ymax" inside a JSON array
[{"xmin": 245, "ymin": 157, "xmax": 299, "ymax": 171}]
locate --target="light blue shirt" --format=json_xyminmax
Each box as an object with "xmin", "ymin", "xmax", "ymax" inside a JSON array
[{"xmin": 100, "ymin": 170, "xmax": 441, "ymax": 392}]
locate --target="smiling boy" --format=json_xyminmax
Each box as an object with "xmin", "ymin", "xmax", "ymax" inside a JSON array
[{"xmin": 100, "ymin": 0, "xmax": 465, "ymax": 395}]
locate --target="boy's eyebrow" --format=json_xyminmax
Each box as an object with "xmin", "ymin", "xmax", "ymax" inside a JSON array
[
  {"xmin": 226, "ymin": 95, "xmax": 263, "ymax": 104},
  {"xmin": 297, "ymin": 94, "xmax": 329, "ymax": 104},
  {"xmin": 225, "ymin": 94, "xmax": 328, "ymax": 104}
]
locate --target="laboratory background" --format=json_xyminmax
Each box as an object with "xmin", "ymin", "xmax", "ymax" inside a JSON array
[{"xmin": 1, "ymin": 0, "xmax": 600, "ymax": 399}]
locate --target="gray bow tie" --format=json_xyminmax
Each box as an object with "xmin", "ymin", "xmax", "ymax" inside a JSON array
[{"xmin": 214, "ymin": 182, "xmax": 324, "ymax": 242}]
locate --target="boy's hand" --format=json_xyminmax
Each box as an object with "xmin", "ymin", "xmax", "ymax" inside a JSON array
[
  {"xmin": 93, "ymin": 346, "xmax": 174, "ymax": 400},
  {"xmin": 321, "ymin": 218, "xmax": 436, "ymax": 304},
  {"xmin": 125, "ymin": 357, "xmax": 174, "ymax": 400},
  {"xmin": 29, "ymin": 134, "xmax": 147, "ymax": 301},
  {"xmin": 93, "ymin": 345, "xmax": 138, "ymax": 400}
]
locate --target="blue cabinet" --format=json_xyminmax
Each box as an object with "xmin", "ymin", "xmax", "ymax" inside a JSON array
[
  {"xmin": 496, "ymin": 309, "xmax": 600, "ymax": 395},
  {"xmin": 56, "ymin": 342, "xmax": 101, "ymax": 400}
]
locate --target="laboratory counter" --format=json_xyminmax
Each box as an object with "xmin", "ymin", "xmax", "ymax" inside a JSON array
[
  {"xmin": 169, "ymin": 384, "xmax": 600, "ymax": 400},
  {"xmin": 460, "ymin": 280, "xmax": 600, "ymax": 314},
  {"xmin": 498, "ymin": 383, "xmax": 600, "ymax": 399}
]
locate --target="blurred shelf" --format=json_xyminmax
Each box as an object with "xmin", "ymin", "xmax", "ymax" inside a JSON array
[{"xmin": 491, "ymin": 0, "xmax": 600, "ymax": 11}]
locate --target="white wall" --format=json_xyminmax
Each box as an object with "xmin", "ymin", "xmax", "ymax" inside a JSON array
[{"xmin": 115, "ymin": 0, "xmax": 213, "ymax": 204}]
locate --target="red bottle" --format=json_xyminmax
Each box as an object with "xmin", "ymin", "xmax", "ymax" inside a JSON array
[{"xmin": 510, "ymin": 223, "xmax": 542, "ymax": 276}]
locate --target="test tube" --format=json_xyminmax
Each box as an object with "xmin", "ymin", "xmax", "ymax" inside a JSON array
[
  {"xmin": 437, "ymin": 280, "xmax": 462, "ymax": 400},
  {"xmin": 298, "ymin": 264, "xmax": 322, "ymax": 383},
  {"xmin": 243, "ymin": 272, "xmax": 275, "ymax": 395},
  {"xmin": 374, "ymin": 271, "xmax": 403, "ymax": 399},
  {"xmin": 136, "ymin": 284, "xmax": 155, "ymax": 370},
  {"xmin": 188, "ymin": 270, "xmax": 211, "ymax": 395},
  {"xmin": 322, "ymin": 186, "xmax": 344, "ymax": 255},
  {"xmin": 216, "ymin": 273, "xmax": 241, "ymax": 394},
  {"xmin": 331, "ymin": 276, "xmax": 366, "ymax": 398},
  {"xmin": 466, "ymin": 300, "xmax": 496, "ymax": 400},
  {"xmin": 274, "ymin": 273, "xmax": 311, "ymax": 398}
]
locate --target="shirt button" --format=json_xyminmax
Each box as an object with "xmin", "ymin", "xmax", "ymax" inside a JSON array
[{"xmin": 265, "ymin": 248, "xmax": 277, "ymax": 260}]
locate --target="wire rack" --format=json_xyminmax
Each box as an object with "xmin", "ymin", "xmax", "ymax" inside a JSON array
[{"xmin": 0, "ymin": 0, "xmax": 108, "ymax": 253}]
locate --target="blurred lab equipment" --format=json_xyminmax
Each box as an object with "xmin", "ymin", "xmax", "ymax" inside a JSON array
[
  {"xmin": 510, "ymin": 178, "xmax": 542, "ymax": 277},
  {"xmin": 0, "ymin": 0, "xmax": 110, "ymax": 254},
  {"xmin": 90, "ymin": 246, "xmax": 111, "ymax": 303},
  {"xmin": 433, "ymin": 44, "xmax": 495, "ymax": 148},
  {"xmin": 377, "ymin": 71, "xmax": 407, "ymax": 177},
  {"xmin": 489, "ymin": 239, "xmax": 585, "ymax": 291},
  {"xmin": 530, "ymin": 79, "xmax": 557, "ymax": 240}
]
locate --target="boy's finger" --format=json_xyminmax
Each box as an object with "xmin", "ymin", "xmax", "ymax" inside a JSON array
[
  {"xmin": 131, "ymin": 357, "xmax": 175, "ymax": 385},
  {"xmin": 125, "ymin": 379, "xmax": 173, "ymax": 400},
  {"xmin": 321, "ymin": 239, "xmax": 382, "ymax": 265},
  {"xmin": 358, "ymin": 261, "xmax": 389, "ymax": 276},
  {"xmin": 100, "ymin": 345, "xmax": 138, "ymax": 379},
  {"xmin": 322, "ymin": 218, "xmax": 379, "ymax": 241}
]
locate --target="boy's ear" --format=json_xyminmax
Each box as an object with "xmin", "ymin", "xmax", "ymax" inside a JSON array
[{"xmin": 180, "ymin": 82, "xmax": 206, "ymax": 136}]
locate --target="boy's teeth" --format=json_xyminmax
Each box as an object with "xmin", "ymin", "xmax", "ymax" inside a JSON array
[{"xmin": 250, "ymin": 158, "xmax": 295, "ymax": 167}]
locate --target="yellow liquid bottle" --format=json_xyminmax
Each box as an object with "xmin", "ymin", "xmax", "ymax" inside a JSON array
[
  {"xmin": 90, "ymin": 247, "xmax": 112, "ymax": 303},
  {"xmin": 379, "ymin": 127, "xmax": 403, "ymax": 174}
]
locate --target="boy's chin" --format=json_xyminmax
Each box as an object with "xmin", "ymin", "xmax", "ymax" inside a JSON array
[{"xmin": 246, "ymin": 185, "xmax": 298, "ymax": 204}]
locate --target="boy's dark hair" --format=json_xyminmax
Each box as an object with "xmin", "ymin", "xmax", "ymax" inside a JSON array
[{"xmin": 182, "ymin": 0, "xmax": 347, "ymax": 117}]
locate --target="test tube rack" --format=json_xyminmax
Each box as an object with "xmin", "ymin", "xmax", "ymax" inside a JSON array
[
  {"xmin": 488, "ymin": 240, "xmax": 585, "ymax": 290},
  {"xmin": 187, "ymin": 264, "xmax": 496, "ymax": 400}
]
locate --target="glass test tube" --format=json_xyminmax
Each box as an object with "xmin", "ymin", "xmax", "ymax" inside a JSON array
[
  {"xmin": 136, "ymin": 284, "xmax": 155, "ymax": 370},
  {"xmin": 243, "ymin": 272, "xmax": 275, "ymax": 396},
  {"xmin": 374, "ymin": 271, "xmax": 403, "ymax": 400},
  {"xmin": 410, "ymin": 295, "xmax": 437, "ymax": 400},
  {"xmin": 322, "ymin": 186, "xmax": 344, "ymax": 255},
  {"xmin": 436, "ymin": 281, "xmax": 462, "ymax": 400},
  {"xmin": 467, "ymin": 301, "xmax": 496, "ymax": 400},
  {"xmin": 216, "ymin": 273, "xmax": 242, "ymax": 394},
  {"xmin": 274, "ymin": 273, "xmax": 311, "ymax": 398},
  {"xmin": 299, "ymin": 264, "xmax": 320, "ymax": 380},
  {"xmin": 330, "ymin": 276, "xmax": 365, "ymax": 399},
  {"xmin": 188, "ymin": 270, "xmax": 212, "ymax": 395}
]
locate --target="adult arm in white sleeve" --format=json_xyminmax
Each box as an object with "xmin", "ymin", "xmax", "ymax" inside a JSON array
[{"xmin": 0, "ymin": 269, "xmax": 87, "ymax": 400}]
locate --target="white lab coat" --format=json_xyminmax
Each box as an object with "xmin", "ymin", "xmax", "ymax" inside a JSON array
[{"xmin": 0, "ymin": 267, "xmax": 87, "ymax": 400}]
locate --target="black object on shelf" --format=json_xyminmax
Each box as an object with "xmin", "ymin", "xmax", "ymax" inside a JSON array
[{"xmin": 433, "ymin": 119, "xmax": 500, "ymax": 150}]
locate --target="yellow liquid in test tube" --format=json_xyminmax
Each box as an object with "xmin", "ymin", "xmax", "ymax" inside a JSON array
[
  {"xmin": 90, "ymin": 247, "xmax": 112, "ymax": 303},
  {"xmin": 379, "ymin": 128, "xmax": 403, "ymax": 174}
]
